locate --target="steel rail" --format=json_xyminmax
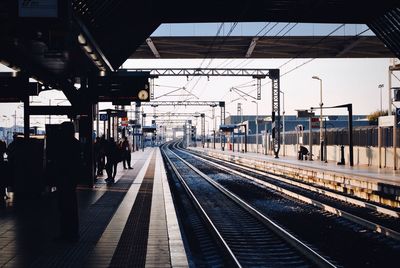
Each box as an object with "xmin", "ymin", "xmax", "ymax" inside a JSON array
[
  {"xmin": 161, "ymin": 144, "xmax": 242, "ymax": 268},
  {"xmin": 186, "ymin": 146, "xmax": 400, "ymax": 218},
  {"xmin": 179, "ymin": 147, "xmax": 400, "ymax": 241},
  {"xmin": 168, "ymin": 144, "xmax": 336, "ymax": 268},
  {"xmin": 192, "ymin": 149, "xmax": 400, "ymax": 218}
]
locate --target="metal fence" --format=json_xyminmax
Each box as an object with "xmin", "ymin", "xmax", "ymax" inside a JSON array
[
  {"xmin": 281, "ymin": 126, "xmax": 399, "ymax": 147},
  {"xmin": 207, "ymin": 126, "xmax": 399, "ymax": 147}
]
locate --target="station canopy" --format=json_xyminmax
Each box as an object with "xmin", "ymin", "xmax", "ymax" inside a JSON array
[{"xmin": 0, "ymin": 0, "xmax": 398, "ymax": 91}]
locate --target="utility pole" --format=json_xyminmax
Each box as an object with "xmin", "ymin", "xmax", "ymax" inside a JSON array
[
  {"xmin": 252, "ymin": 100, "xmax": 258, "ymax": 153},
  {"xmin": 378, "ymin": 84, "xmax": 384, "ymax": 112},
  {"xmin": 312, "ymin": 76, "xmax": 324, "ymax": 161}
]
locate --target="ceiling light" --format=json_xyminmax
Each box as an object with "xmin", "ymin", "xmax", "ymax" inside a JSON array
[
  {"xmin": 78, "ymin": 34, "xmax": 86, "ymax": 45},
  {"xmin": 83, "ymin": 45, "xmax": 92, "ymax": 54},
  {"xmin": 90, "ymin": 53, "xmax": 98, "ymax": 61}
]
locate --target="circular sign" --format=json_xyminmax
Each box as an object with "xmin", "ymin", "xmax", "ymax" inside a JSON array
[
  {"xmin": 138, "ymin": 89, "xmax": 149, "ymax": 100},
  {"xmin": 99, "ymin": 114, "xmax": 108, "ymax": 121}
]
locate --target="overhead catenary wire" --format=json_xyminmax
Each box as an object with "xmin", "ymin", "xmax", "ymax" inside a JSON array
[
  {"xmin": 277, "ymin": 24, "xmax": 346, "ymax": 69},
  {"xmin": 183, "ymin": 22, "xmax": 239, "ymax": 102},
  {"xmin": 226, "ymin": 22, "xmax": 299, "ymax": 98},
  {"xmin": 259, "ymin": 24, "xmax": 369, "ymax": 87},
  {"xmin": 232, "ymin": 22, "xmax": 281, "ymax": 69}
]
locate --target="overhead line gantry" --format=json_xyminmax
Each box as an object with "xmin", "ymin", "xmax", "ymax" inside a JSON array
[{"xmin": 127, "ymin": 67, "xmax": 281, "ymax": 157}]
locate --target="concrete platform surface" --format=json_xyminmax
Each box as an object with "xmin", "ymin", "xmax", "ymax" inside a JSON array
[
  {"xmin": 0, "ymin": 148, "xmax": 188, "ymax": 268},
  {"xmin": 190, "ymin": 146, "xmax": 400, "ymax": 208}
]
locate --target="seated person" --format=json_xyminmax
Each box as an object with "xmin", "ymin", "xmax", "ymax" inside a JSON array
[{"xmin": 298, "ymin": 145, "xmax": 309, "ymax": 160}]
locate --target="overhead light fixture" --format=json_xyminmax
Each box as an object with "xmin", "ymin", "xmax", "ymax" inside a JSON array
[
  {"xmin": 90, "ymin": 53, "xmax": 98, "ymax": 61},
  {"xmin": 78, "ymin": 34, "xmax": 86, "ymax": 45},
  {"xmin": 78, "ymin": 33, "xmax": 107, "ymax": 71},
  {"xmin": 245, "ymin": 37, "xmax": 259, "ymax": 58},
  {"xmin": 146, "ymin": 38, "xmax": 160, "ymax": 58},
  {"xmin": 83, "ymin": 45, "xmax": 93, "ymax": 54}
]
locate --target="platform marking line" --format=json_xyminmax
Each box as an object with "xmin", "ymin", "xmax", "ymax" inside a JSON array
[{"xmin": 84, "ymin": 149, "xmax": 155, "ymax": 268}]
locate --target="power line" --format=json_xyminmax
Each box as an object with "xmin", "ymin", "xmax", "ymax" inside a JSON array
[
  {"xmin": 185, "ymin": 22, "xmax": 239, "ymax": 101},
  {"xmin": 233, "ymin": 22, "xmax": 280, "ymax": 69},
  {"xmin": 278, "ymin": 24, "xmax": 345, "ymax": 69},
  {"xmin": 259, "ymin": 25, "xmax": 370, "ymax": 87}
]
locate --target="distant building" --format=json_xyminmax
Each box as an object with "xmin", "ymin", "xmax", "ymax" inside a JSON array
[
  {"xmin": 225, "ymin": 115, "xmax": 369, "ymax": 134},
  {"xmin": 0, "ymin": 125, "xmax": 44, "ymax": 145}
]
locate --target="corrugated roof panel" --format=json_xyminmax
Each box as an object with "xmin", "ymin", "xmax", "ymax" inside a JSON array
[{"xmin": 368, "ymin": 7, "xmax": 400, "ymax": 59}]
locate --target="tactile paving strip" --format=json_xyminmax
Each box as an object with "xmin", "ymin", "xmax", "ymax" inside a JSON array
[
  {"xmin": 29, "ymin": 156, "xmax": 148, "ymax": 268},
  {"xmin": 109, "ymin": 155, "xmax": 155, "ymax": 267}
]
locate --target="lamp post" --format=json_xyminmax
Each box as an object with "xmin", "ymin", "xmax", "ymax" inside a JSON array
[
  {"xmin": 312, "ymin": 76, "xmax": 324, "ymax": 161},
  {"xmin": 378, "ymin": 84, "xmax": 384, "ymax": 112},
  {"xmin": 252, "ymin": 100, "xmax": 258, "ymax": 153}
]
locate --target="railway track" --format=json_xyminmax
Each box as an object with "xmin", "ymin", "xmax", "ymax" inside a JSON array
[
  {"xmin": 162, "ymin": 143, "xmax": 335, "ymax": 267},
  {"xmin": 177, "ymin": 143, "xmax": 400, "ymax": 239},
  {"xmin": 165, "ymin": 141, "xmax": 400, "ymax": 267}
]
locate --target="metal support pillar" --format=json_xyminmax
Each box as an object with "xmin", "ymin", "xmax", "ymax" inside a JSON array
[
  {"xmin": 220, "ymin": 101, "xmax": 225, "ymax": 125},
  {"xmin": 95, "ymin": 103, "xmax": 99, "ymax": 137},
  {"xmin": 135, "ymin": 102, "xmax": 141, "ymax": 151},
  {"xmin": 394, "ymin": 119, "xmax": 397, "ymax": 170},
  {"xmin": 107, "ymin": 110, "xmax": 111, "ymax": 139},
  {"xmin": 213, "ymin": 130, "xmax": 216, "ymax": 149},
  {"xmin": 270, "ymin": 69, "xmax": 280, "ymax": 158},
  {"xmin": 219, "ymin": 102, "xmax": 225, "ymax": 150},
  {"xmin": 201, "ymin": 113, "xmax": 205, "ymax": 148},
  {"xmin": 257, "ymin": 78, "xmax": 261, "ymax": 100},
  {"xmin": 378, "ymin": 126, "xmax": 382, "ymax": 168},
  {"xmin": 79, "ymin": 104, "xmax": 95, "ymax": 187},
  {"xmin": 142, "ymin": 113, "xmax": 146, "ymax": 151},
  {"xmin": 244, "ymin": 125, "xmax": 247, "ymax": 153},
  {"xmin": 308, "ymin": 117, "xmax": 313, "ymax": 161},
  {"xmin": 232, "ymin": 132, "xmax": 235, "ymax": 152},
  {"xmin": 348, "ymin": 104, "xmax": 354, "ymax": 167},
  {"xmin": 150, "ymin": 78, "xmax": 155, "ymax": 100},
  {"xmin": 23, "ymin": 97, "xmax": 30, "ymax": 139}
]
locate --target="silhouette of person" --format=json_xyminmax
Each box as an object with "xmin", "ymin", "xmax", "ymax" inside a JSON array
[
  {"xmin": 5, "ymin": 134, "xmax": 19, "ymax": 194},
  {"xmin": 121, "ymin": 137, "xmax": 133, "ymax": 169},
  {"xmin": 94, "ymin": 137, "xmax": 105, "ymax": 177},
  {"xmin": 0, "ymin": 139, "xmax": 6, "ymax": 202},
  {"xmin": 54, "ymin": 122, "xmax": 81, "ymax": 242},
  {"xmin": 105, "ymin": 137, "xmax": 118, "ymax": 184},
  {"xmin": 0, "ymin": 139, "xmax": 6, "ymax": 162},
  {"xmin": 298, "ymin": 145, "xmax": 309, "ymax": 160}
]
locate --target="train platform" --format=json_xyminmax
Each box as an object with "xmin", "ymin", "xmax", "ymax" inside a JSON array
[
  {"xmin": 189, "ymin": 146, "xmax": 400, "ymax": 208},
  {"xmin": 0, "ymin": 148, "xmax": 188, "ymax": 268}
]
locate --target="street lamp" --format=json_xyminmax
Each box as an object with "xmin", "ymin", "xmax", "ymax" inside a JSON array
[
  {"xmin": 312, "ymin": 75, "xmax": 324, "ymax": 161},
  {"xmin": 378, "ymin": 84, "xmax": 384, "ymax": 112},
  {"xmin": 252, "ymin": 100, "xmax": 258, "ymax": 153}
]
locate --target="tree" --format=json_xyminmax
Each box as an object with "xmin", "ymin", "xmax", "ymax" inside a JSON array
[{"xmin": 367, "ymin": 110, "xmax": 388, "ymax": 125}]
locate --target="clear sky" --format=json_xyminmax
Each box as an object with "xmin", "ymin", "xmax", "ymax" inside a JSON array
[
  {"xmin": 0, "ymin": 22, "xmax": 399, "ymax": 130},
  {"xmin": 121, "ymin": 57, "xmax": 396, "ymax": 118}
]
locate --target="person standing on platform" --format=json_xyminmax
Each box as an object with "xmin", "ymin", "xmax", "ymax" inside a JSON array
[
  {"xmin": 0, "ymin": 139, "xmax": 6, "ymax": 162},
  {"xmin": 54, "ymin": 122, "xmax": 82, "ymax": 242},
  {"xmin": 105, "ymin": 137, "xmax": 118, "ymax": 184},
  {"xmin": 94, "ymin": 137, "xmax": 105, "ymax": 177},
  {"xmin": 5, "ymin": 134, "xmax": 18, "ymax": 195},
  {"xmin": 0, "ymin": 139, "xmax": 7, "ymax": 202},
  {"xmin": 121, "ymin": 136, "xmax": 133, "ymax": 169},
  {"xmin": 98, "ymin": 135, "xmax": 107, "ymax": 175}
]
